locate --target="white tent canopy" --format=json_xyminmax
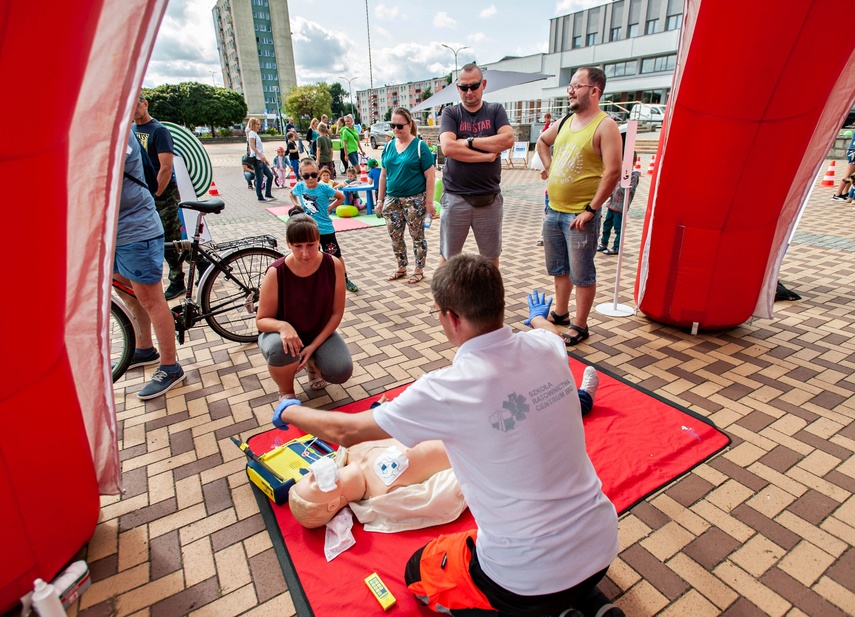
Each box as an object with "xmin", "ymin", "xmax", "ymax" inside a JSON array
[{"xmin": 412, "ymin": 69, "xmax": 553, "ymax": 111}]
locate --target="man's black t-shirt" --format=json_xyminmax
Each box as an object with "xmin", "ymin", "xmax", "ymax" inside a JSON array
[
  {"xmin": 134, "ymin": 118, "xmax": 175, "ymax": 176},
  {"xmin": 439, "ymin": 102, "xmax": 510, "ymax": 195}
]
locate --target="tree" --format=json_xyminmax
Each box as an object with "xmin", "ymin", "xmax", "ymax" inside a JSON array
[
  {"xmin": 142, "ymin": 82, "xmax": 246, "ymax": 133},
  {"xmin": 283, "ymin": 84, "xmax": 332, "ymax": 131},
  {"xmin": 329, "ymin": 82, "xmax": 347, "ymax": 118},
  {"xmin": 384, "ymin": 108, "xmax": 392, "ymax": 121},
  {"xmin": 418, "ymin": 86, "xmax": 433, "ymax": 124}
]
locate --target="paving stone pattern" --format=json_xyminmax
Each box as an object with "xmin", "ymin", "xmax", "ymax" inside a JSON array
[{"xmin": 75, "ymin": 142, "xmax": 855, "ymax": 616}]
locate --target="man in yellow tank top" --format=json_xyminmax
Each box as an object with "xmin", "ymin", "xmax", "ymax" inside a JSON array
[{"xmin": 535, "ymin": 68, "xmax": 622, "ymax": 346}]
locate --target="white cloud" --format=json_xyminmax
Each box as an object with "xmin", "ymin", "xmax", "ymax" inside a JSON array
[
  {"xmin": 433, "ymin": 11, "xmax": 456, "ymax": 28},
  {"xmin": 374, "ymin": 3, "xmax": 402, "ymax": 20},
  {"xmin": 469, "ymin": 32, "xmax": 486, "ymax": 43},
  {"xmin": 555, "ymin": 0, "xmax": 602, "ymax": 14},
  {"xmin": 480, "ymin": 5, "xmax": 497, "ymax": 18},
  {"xmin": 290, "ymin": 16, "xmax": 353, "ymax": 79}
]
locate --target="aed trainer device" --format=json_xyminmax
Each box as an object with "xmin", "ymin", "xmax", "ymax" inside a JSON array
[
  {"xmin": 243, "ymin": 434, "xmax": 335, "ymax": 505},
  {"xmin": 364, "ymin": 572, "xmax": 396, "ymax": 610}
]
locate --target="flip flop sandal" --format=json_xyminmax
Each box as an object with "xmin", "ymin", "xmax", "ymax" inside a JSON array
[
  {"xmin": 306, "ymin": 364, "xmax": 327, "ymax": 390},
  {"xmin": 388, "ymin": 268, "xmax": 407, "ymax": 281},
  {"xmin": 407, "ymin": 272, "xmax": 425, "ymax": 284},
  {"xmin": 549, "ymin": 311, "xmax": 571, "ymax": 326},
  {"xmin": 561, "ymin": 324, "xmax": 589, "ymax": 346}
]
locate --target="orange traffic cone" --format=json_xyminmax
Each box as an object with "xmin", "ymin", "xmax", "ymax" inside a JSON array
[
  {"xmin": 821, "ymin": 160, "xmax": 836, "ymax": 187},
  {"xmin": 208, "ymin": 181, "xmax": 219, "ymax": 196},
  {"xmin": 289, "ymin": 171, "xmax": 296, "ymax": 189},
  {"xmin": 360, "ymin": 163, "xmax": 368, "ymax": 183},
  {"xmin": 634, "ymin": 156, "xmax": 642, "ymax": 172},
  {"xmin": 646, "ymin": 154, "xmax": 656, "ymax": 175}
]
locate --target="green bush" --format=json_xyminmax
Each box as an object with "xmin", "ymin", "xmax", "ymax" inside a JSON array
[
  {"xmin": 266, "ymin": 128, "xmax": 279, "ymax": 136},
  {"xmin": 218, "ymin": 128, "xmax": 231, "ymax": 137}
]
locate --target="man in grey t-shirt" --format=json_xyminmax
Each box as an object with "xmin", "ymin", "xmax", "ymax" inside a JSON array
[{"xmin": 438, "ymin": 64, "xmax": 514, "ymax": 267}]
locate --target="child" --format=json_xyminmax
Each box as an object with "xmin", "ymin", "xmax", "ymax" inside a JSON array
[
  {"xmin": 318, "ymin": 168, "xmax": 333, "ymax": 186},
  {"xmin": 846, "ymin": 171, "xmax": 855, "ymax": 203},
  {"xmin": 241, "ymin": 154, "xmax": 256, "ymax": 189},
  {"xmin": 286, "ymin": 132, "xmax": 300, "ymax": 179},
  {"xmin": 289, "ymin": 159, "xmax": 359, "ymax": 292},
  {"xmin": 340, "ymin": 165, "xmax": 364, "ymax": 212},
  {"xmin": 366, "ymin": 158, "xmax": 381, "ymax": 204},
  {"xmin": 273, "ymin": 146, "xmax": 288, "ymax": 188},
  {"xmin": 598, "ymin": 154, "xmax": 640, "ymax": 255},
  {"xmin": 316, "ymin": 122, "xmax": 336, "ymax": 179}
]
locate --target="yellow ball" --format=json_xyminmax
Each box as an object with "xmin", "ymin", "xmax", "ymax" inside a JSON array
[{"xmin": 336, "ymin": 205, "xmax": 359, "ymax": 218}]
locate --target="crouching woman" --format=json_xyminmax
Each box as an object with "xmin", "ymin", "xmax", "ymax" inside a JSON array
[{"xmin": 256, "ymin": 213, "xmax": 353, "ymax": 399}]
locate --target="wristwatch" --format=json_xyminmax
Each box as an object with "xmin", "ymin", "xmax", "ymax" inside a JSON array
[
  {"xmin": 467, "ymin": 136, "xmax": 475, "ymax": 150},
  {"xmin": 584, "ymin": 203, "xmax": 599, "ymax": 214}
]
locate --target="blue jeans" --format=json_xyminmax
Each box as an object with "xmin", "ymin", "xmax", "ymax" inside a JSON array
[
  {"xmin": 542, "ymin": 208, "xmax": 600, "ymax": 286},
  {"xmin": 244, "ymin": 171, "xmax": 255, "ymax": 186},
  {"xmin": 600, "ymin": 209, "xmax": 623, "ymax": 251},
  {"xmin": 347, "ymin": 151, "xmax": 360, "ymax": 167},
  {"xmin": 254, "ymin": 160, "xmax": 273, "ymax": 199}
]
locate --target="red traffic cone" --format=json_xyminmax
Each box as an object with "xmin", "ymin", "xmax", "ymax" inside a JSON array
[
  {"xmin": 289, "ymin": 171, "xmax": 296, "ymax": 189},
  {"xmin": 634, "ymin": 156, "xmax": 642, "ymax": 172},
  {"xmin": 360, "ymin": 163, "xmax": 368, "ymax": 184},
  {"xmin": 646, "ymin": 154, "xmax": 656, "ymax": 175},
  {"xmin": 821, "ymin": 160, "xmax": 836, "ymax": 187},
  {"xmin": 208, "ymin": 181, "xmax": 219, "ymax": 196}
]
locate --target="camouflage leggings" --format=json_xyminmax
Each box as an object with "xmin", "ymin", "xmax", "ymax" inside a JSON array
[
  {"xmin": 155, "ymin": 181, "xmax": 184, "ymax": 283},
  {"xmin": 382, "ymin": 192, "xmax": 428, "ymax": 270}
]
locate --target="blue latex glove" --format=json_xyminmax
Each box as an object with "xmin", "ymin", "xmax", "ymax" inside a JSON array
[
  {"xmin": 524, "ymin": 289, "xmax": 553, "ymax": 327},
  {"xmin": 272, "ymin": 398, "xmax": 301, "ymax": 429}
]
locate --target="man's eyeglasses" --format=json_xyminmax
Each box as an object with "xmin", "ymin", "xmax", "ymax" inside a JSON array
[
  {"xmin": 567, "ymin": 83, "xmax": 597, "ymax": 93},
  {"xmin": 457, "ymin": 81, "xmax": 483, "ymax": 92},
  {"xmin": 390, "ymin": 122, "xmax": 409, "ymax": 130},
  {"xmin": 301, "ymin": 172, "xmax": 319, "ymax": 179},
  {"xmin": 429, "ymin": 307, "xmax": 458, "ymax": 319}
]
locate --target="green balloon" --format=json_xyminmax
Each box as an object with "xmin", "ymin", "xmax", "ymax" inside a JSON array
[
  {"xmin": 434, "ymin": 200, "xmax": 441, "ymax": 216},
  {"xmin": 434, "ymin": 178, "xmax": 444, "ymax": 202},
  {"xmin": 844, "ymin": 130, "xmax": 854, "ymax": 138}
]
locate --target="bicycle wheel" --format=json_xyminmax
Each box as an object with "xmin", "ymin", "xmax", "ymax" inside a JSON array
[
  {"xmin": 110, "ymin": 299, "xmax": 135, "ymax": 382},
  {"xmin": 200, "ymin": 246, "xmax": 282, "ymax": 342}
]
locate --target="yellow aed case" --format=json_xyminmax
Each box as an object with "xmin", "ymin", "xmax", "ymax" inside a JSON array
[{"xmin": 245, "ymin": 435, "xmax": 335, "ymax": 505}]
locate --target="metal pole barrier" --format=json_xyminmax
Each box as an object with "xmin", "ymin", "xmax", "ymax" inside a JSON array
[{"xmin": 596, "ymin": 120, "xmax": 637, "ymax": 318}]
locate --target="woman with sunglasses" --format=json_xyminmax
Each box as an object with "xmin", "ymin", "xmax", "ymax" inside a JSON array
[{"xmin": 376, "ymin": 108, "xmax": 436, "ymax": 284}]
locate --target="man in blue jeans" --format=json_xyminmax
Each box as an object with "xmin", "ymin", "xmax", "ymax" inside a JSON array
[{"xmin": 114, "ymin": 127, "xmax": 185, "ymax": 399}]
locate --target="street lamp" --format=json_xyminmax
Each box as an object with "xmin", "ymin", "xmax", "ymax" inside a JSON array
[
  {"xmin": 441, "ymin": 44, "xmax": 469, "ymax": 81},
  {"xmin": 210, "ymin": 70, "xmax": 218, "ymax": 86},
  {"xmin": 339, "ymin": 76, "xmax": 357, "ymax": 118}
]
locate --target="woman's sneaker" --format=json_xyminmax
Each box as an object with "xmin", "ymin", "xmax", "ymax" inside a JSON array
[{"xmin": 138, "ymin": 365, "xmax": 186, "ymax": 400}]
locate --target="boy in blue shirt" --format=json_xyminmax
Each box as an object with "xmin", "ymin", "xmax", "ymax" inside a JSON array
[
  {"xmin": 367, "ymin": 158, "xmax": 382, "ymax": 209},
  {"xmin": 290, "ymin": 159, "xmax": 359, "ymax": 292}
]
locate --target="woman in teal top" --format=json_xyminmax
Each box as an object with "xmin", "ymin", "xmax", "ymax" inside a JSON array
[{"xmin": 377, "ymin": 107, "xmax": 436, "ymax": 284}]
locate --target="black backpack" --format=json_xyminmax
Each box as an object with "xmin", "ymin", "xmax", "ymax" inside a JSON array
[{"xmin": 124, "ymin": 133, "xmax": 159, "ymax": 197}]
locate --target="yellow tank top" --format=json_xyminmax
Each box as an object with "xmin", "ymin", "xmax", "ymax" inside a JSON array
[{"xmin": 547, "ymin": 111, "xmax": 608, "ymax": 213}]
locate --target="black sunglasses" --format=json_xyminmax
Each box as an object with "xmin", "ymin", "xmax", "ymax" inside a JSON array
[
  {"xmin": 457, "ymin": 81, "xmax": 483, "ymax": 92},
  {"xmin": 301, "ymin": 172, "xmax": 319, "ymax": 179},
  {"xmin": 390, "ymin": 122, "xmax": 409, "ymax": 130}
]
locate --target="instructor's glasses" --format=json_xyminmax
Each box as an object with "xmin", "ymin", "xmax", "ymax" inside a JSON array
[{"xmin": 457, "ymin": 81, "xmax": 483, "ymax": 92}]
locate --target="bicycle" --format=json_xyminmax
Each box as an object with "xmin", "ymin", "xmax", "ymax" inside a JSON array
[{"xmin": 111, "ymin": 197, "xmax": 284, "ymax": 382}]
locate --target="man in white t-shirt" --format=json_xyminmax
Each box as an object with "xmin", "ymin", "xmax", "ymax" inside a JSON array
[{"xmin": 274, "ymin": 254, "xmax": 619, "ymax": 616}]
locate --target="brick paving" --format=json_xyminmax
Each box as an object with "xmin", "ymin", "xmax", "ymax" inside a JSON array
[{"xmin": 76, "ymin": 141, "xmax": 855, "ymax": 616}]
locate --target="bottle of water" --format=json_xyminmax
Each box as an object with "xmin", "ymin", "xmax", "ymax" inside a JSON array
[{"xmin": 424, "ymin": 216, "xmax": 432, "ymax": 229}]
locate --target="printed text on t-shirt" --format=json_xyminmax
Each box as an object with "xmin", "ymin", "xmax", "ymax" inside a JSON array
[{"xmin": 459, "ymin": 119, "xmax": 493, "ymax": 134}]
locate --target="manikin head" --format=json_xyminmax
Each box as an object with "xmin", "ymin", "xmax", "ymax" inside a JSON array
[{"xmin": 289, "ymin": 464, "xmax": 365, "ymax": 528}]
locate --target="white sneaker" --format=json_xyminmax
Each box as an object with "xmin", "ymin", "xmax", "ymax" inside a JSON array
[{"xmin": 580, "ymin": 366, "xmax": 599, "ymax": 400}]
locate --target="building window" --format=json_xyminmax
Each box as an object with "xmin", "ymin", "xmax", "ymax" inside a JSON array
[
  {"xmin": 586, "ymin": 33, "xmax": 598, "ymax": 45},
  {"xmin": 640, "ymin": 54, "xmax": 676, "ymax": 73},
  {"xmin": 665, "ymin": 14, "xmax": 682, "ymax": 30},
  {"xmin": 627, "ymin": 23, "xmax": 638, "ymax": 37},
  {"xmin": 645, "ymin": 19, "xmax": 659, "ymax": 34},
  {"xmin": 604, "ymin": 60, "xmax": 638, "ymax": 78},
  {"xmin": 610, "ymin": 27, "xmax": 621, "ymax": 41},
  {"xmin": 572, "ymin": 35, "xmax": 581, "ymax": 48}
]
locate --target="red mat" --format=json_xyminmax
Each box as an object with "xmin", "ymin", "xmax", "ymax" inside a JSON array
[{"xmin": 248, "ymin": 356, "xmax": 730, "ymax": 616}]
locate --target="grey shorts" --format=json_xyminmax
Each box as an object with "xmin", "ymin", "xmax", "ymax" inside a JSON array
[
  {"xmin": 258, "ymin": 331, "xmax": 353, "ymax": 385},
  {"xmin": 439, "ymin": 192, "xmax": 503, "ymax": 260}
]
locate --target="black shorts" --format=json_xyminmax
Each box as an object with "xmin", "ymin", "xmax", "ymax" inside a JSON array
[{"xmin": 319, "ymin": 232, "xmax": 342, "ymax": 259}]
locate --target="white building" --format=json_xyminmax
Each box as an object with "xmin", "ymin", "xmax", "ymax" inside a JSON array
[
  {"xmin": 357, "ymin": 77, "xmax": 450, "ymax": 124},
  {"xmin": 482, "ymin": 0, "xmax": 683, "ymax": 123}
]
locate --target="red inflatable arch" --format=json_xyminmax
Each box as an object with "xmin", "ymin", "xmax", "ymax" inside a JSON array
[
  {"xmin": 636, "ymin": 0, "xmax": 855, "ymax": 329},
  {"xmin": 0, "ymin": 0, "xmax": 168, "ymax": 611}
]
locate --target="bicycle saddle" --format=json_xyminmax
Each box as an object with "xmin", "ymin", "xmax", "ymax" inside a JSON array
[{"xmin": 178, "ymin": 198, "xmax": 225, "ymax": 213}]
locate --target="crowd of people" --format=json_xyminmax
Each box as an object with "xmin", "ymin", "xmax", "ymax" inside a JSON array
[{"xmin": 116, "ymin": 65, "xmax": 631, "ymax": 616}]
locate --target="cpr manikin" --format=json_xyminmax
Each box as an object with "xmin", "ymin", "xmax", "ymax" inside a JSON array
[{"xmin": 288, "ymin": 437, "xmax": 465, "ymax": 531}]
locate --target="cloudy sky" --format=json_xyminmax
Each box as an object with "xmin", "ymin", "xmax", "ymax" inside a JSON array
[{"xmin": 145, "ymin": 0, "xmax": 603, "ymax": 92}]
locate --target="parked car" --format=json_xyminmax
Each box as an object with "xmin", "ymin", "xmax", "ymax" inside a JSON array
[
  {"xmin": 629, "ymin": 104, "xmax": 666, "ymax": 127},
  {"xmin": 369, "ymin": 122, "xmax": 393, "ymax": 149},
  {"xmin": 193, "ymin": 126, "xmax": 212, "ymax": 137}
]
